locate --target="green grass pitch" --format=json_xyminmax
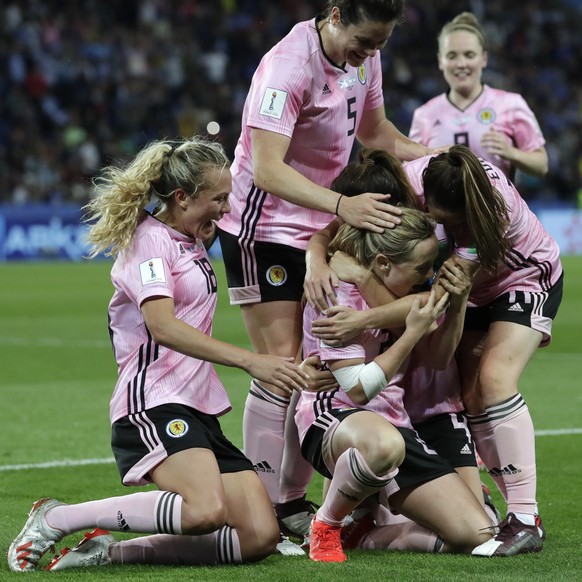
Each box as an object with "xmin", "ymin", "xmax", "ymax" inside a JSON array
[{"xmin": 1, "ymin": 256, "xmax": 581, "ymax": 581}]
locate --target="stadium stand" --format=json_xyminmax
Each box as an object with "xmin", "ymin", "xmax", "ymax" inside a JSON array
[{"xmin": 0, "ymin": 0, "xmax": 580, "ymax": 205}]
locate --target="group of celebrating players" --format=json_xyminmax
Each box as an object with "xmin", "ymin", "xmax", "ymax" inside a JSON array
[{"xmin": 8, "ymin": 1, "xmax": 561, "ymax": 572}]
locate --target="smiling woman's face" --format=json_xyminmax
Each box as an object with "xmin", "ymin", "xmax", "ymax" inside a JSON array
[
  {"xmin": 438, "ymin": 30, "xmax": 487, "ymax": 97},
  {"xmin": 324, "ymin": 9, "xmax": 396, "ymax": 68},
  {"xmin": 175, "ymin": 168, "xmax": 232, "ymax": 241}
]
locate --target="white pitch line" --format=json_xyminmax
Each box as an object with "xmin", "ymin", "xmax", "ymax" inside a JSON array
[
  {"xmin": 535, "ymin": 428, "xmax": 582, "ymax": 436},
  {"xmin": 0, "ymin": 337, "xmax": 110, "ymax": 348},
  {"xmin": 1, "ymin": 429, "xmax": 581, "ymax": 472},
  {"xmin": 0, "ymin": 457, "xmax": 115, "ymax": 472}
]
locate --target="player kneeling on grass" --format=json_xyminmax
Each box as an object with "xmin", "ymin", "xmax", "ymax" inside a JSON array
[
  {"xmin": 296, "ymin": 208, "xmax": 495, "ymax": 563},
  {"xmin": 7, "ymin": 136, "xmax": 309, "ymax": 572}
]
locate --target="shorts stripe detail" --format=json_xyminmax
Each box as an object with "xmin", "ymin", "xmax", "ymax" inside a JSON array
[
  {"xmin": 531, "ymin": 290, "xmax": 548, "ymax": 317},
  {"xmin": 486, "ymin": 394, "xmax": 526, "ymax": 422},
  {"xmin": 128, "ymin": 410, "xmax": 159, "ymax": 452},
  {"xmin": 238, "ymin": 184, "xmax": 267, "ymax": 287},
  {"xmin": 349, "ymin": 448, "xmax": 392, "ymax": 488},
  {"xmin": 126, "ymin": 331, "xmax": 159, "ymax": 415},
  {"xmin": 312, "ymin": 410, "xmax": 337, "ymax": 432},
  {"xmin": 156, "ymin": 491, "xmax": 179, "ymax": 534},
  {"xmin": 217, "ymin": 525, "xmax": 234, "ymax": 563},
  {"xmin": 449, "ymin": 412, "xmax": 472, "ymax": 442}
]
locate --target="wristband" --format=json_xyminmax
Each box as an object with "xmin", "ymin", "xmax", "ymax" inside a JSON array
[{"xmin": 335, "ymin": 194, "xmax": 344, "ymax": 216}]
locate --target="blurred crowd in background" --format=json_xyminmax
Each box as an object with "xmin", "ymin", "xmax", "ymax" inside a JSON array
[{"xmin": 1, "ymin": 0, "xmax": 580, "ymax": 206}]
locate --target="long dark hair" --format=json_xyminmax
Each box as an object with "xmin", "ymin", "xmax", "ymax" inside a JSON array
[
  {"xmin": 422, "ymin": 145, "xmax": 510, "ymax": 274},
  {"xmin": 331, "ymin": 148, "xmax": 421, "ymax": 209}
]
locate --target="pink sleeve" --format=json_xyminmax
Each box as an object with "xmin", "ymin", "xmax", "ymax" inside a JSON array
[
  {"xmin": 245, "ymin": 56, "xmax": 310, "ymax": 139},
  {"xmin": 509, "ymin": 94, "xmax": 546, "ymax": 151},
  {"xmin": 408, "ymin": 107, "xmax": 425, "ymax": 143},
  {"xmin": 117, "ymin": 234, "xmax": 176, "ymax": 307},
  {"xmin": 363, "ymin": 53, "xmax": 385, "ymax": 112}
]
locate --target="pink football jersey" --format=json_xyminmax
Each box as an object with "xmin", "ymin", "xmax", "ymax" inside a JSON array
[
  {"xmin": 402, "ymin": 350, "xmax": 464, "ymax": 424},
  {"xmin": 409, "ymin": 85, "xmax": 545, "ymax": 180},
  {"xmin": 219, "ymin": 17, "xmax": 385, "ymax": 249},
  {"xmin": 296, "ymin": 281, "xmax": 413, "ymax": 445},
  {"xmin": 108, "ymin": 215, "xmax": 231, "ymax": 423},
  {"xmin": 403, "ymin": 155, "xmax": 562, "ymax": 307}
]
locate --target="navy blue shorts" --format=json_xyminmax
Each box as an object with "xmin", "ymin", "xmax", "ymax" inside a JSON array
[
  {"xmin": 301, "ymin": 409, "xmax": 455, "ymax": 492},
  {"xmin": 218, "ymin": 228, "xmax": 306, "ymax": 304},
  {"xmin": 414, "ymin": 412, "xmax": 477, "ymax": 469},
  {"xmin": 111, "ymin": 403, "xmax": 253, "ymax": 486},
  {"xmin": 464, "ymin": 273, "xmax": 563, "ymax": 345}
]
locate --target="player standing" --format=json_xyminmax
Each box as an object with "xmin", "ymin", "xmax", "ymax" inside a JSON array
[
  {"xmin": 409, "ymin": 12, "xmax": 548, "ymax": 181},
  {"xmin": 217, "ymin": 0, "xmax": 441, "ymax": 551}
]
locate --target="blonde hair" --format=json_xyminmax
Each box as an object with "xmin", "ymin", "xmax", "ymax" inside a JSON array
[
  {"xmin": 422, "ymin": 145, "xmax": 510, "ymax": 274},
  {"xmin": 83, "ymin": 136, "xmax": 229, "ymax": 258},
  {"xmin": 438, "ymin": 12, "xmax": 487, "ymax": 54},
  {"xmin": 329, "ymin": 207, "xmax": 435, "ymax": 268}
]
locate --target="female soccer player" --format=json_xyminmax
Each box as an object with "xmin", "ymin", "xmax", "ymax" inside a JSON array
[
  {"xmin": 216, "ymin": 0, "xmax": 442, "ymax": 550},
  {"xmin": 298, "ymin": 207, "xmax": 494, "ymax": 563},
  {"xmin": 311, "ymin": 145, "xmax": 563, "ymax": 557},
  {"xmin": 303, "ymin": 148, "xmax": 497, "ymax": 533},
  {"xmin": 7, "ymin": 136, "xmax": 309, "ymax": 572},
  {"xmin": 409, "ymin": 12, "xmax": 548, "ymax": 181}
]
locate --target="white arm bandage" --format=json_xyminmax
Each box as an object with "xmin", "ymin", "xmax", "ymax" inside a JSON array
[
  {"xmin": 331, "ymin": 364, "xmax": 365, "ymax": 393},
  {"xmin": 331, "ymin": 361, "xmax": 387, "ymax": 401},
  {"xmin": 359, "ymin": 361, "xmax": 388, "ymax": 401}
]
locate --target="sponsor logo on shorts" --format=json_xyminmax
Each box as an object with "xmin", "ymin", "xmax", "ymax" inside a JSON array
[
  {"xmin": 477, "ymin": 108, "xmax": 496, "ymax": 124},
  {"xmin": 266, "ymin": 265, "xmax": 287, "ymax": 286},
  {"xmin": 166, "ymin": 419, "xmax": 189, "ymax": 438}
]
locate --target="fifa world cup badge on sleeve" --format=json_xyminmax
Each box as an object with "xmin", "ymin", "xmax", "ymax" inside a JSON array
[
  {"xmin": 260, "ymin": 88, "xmax": 288, "ymax": 120},
  {"xmin": 140, "ymin": 257, "xmax": 166, "ymax": 285}
]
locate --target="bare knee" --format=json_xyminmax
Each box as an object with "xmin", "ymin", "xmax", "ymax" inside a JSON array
[
  {"xmin": 181, "ymin": 497, "xmax": 228, "ymax": 535},
  {"xmin": 239, "ymin": 510, "xmax": 279, "ymax": 562},
  {"xmin": 361, "ymin": 430, "xmax": 405, "ymax": 475},
  {"xmin": 477, "ymin": 365, "xmax": 518, "ymax": 405}
]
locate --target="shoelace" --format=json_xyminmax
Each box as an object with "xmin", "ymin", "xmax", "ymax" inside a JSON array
[
  {"xmin": 314, "ymin": 525, "xmax": 342, "ymax": 551},
  {"xmin": 478, "ymin": 520, "xmax": 502, "ymax": 535}
]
